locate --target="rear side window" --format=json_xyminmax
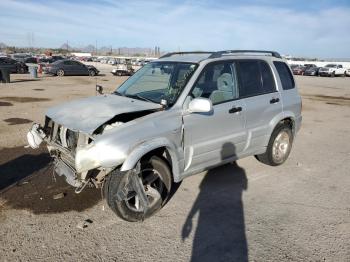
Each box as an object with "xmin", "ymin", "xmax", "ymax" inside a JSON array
[
  {"xmin": 237, "ymin": 60, "xmax": 276, "ymax": 97},
  {"xmin": 260, "ymin": 61, "xmax": 276, "ymax": 93},
  {"xmin": 273, "ymin": 61, "xmax": 295, "ymax": 90}
]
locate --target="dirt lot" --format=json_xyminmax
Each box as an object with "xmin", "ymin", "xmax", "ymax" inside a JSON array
[{"xmin": 0, "ymin": 66, "xmax": 349, "ymax": 261}]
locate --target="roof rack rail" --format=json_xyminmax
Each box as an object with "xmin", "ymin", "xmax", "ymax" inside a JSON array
[
  {"xmin": 159, "ymin": 51, "xmax": 213, "ymax": 59},
  {"xmin": 209, "ymin": 50, "xmax": 282, "ymax": 59}
]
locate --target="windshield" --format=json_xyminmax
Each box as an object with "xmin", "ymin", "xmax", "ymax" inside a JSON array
[
  {"xmin": 115, "ymin": 62, "xmax": 198, "ymax": 105},
  {"xmin": 325, "ymin": 64, "xmax": 336, "ymax": 68}
]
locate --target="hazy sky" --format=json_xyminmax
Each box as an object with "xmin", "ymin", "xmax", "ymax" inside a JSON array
[{"xmin": 0, "ymin": 0, "xmax": 349, "ymax": 57}]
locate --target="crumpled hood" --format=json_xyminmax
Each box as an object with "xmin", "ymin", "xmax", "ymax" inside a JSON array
[{"xmin": 46, "ymin": 94, "xmax": 162, "ymax": 134}]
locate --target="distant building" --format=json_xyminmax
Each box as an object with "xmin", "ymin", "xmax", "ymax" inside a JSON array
[{"xmin": 71, "ymin": 52, "xmax": 92, "ymax": 57}]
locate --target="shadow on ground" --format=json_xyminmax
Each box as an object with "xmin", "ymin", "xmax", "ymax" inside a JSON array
[
  {"xmin": 10, "ymin": 79, "xmax": 41, "ymax": 83},
  {"xmin": 0, "ymin": 146, "xmax": 101, "ymax": 214},
  {"xmin": 182, "ymin": 143, "xmax": 248, "ymax": 262}
]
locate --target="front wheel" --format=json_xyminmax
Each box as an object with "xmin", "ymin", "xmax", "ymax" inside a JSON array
[
  {"xmin": 104, "ymin": 156, "xmax": 172, "ymax": 222},
  {"xmin": 56, "ymin": 69, "xmax": 65, "ymax": 77},
  {"xmin": 89, "ymin": 70, "xmax": 96, "ymax": 76},
  {"xmin": 255, "ymin": 123, "xmax": 293, "ymax": 166}
]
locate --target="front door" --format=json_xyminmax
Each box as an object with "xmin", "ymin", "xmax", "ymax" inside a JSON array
[{"xmin": 183, "ymin": 61, "xmax": 247, "ymax": 175}]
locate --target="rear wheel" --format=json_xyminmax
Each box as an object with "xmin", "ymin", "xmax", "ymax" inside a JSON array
[
  {"xmin": 255, "ymin": 123, "xmax": 293, "ymax": 166},
  {"xmin": 56, "ymin": 69, "xmax": 65, "ymax": 77},
  {"xmin": 104, "ymin": 156, "xmax": 172, "ymax": 222}
]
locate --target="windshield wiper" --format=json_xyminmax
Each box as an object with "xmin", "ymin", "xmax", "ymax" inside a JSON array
[
  {"xmin": 125, "ymin": 94, "xmax": 158, "ymax": 104},
  {"xmin": 114, "ymin": 91, "xmax": 124, "ymax": 96}
]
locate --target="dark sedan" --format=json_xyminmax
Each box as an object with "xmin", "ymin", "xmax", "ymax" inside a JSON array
[
  {"xmin": 304, "ymin": 66, "xmax": 320, "ymax": 76},
  {"xmin": 44, "ymin": 59, "xmax": 99, "ymax": 76},
  {"xmin": 0, "ymin": 57, "xmax": 28, "ymax": 73}
]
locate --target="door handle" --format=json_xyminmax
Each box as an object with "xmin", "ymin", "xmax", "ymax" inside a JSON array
[
  {"xmin": 270, "ymin": 98, "xmax": 280, "ymax": 104},
  {"xmin": 229, "ymin": 106, "xmax": 242, "ymax": 114}
]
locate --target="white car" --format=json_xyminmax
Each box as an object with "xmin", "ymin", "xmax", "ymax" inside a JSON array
[
  {"xmin": 319, "ymin": 64, "xmax": 346, "ymax": 77},
  {"xmin": 345, "ymin": 68, "xmax": 350, "ymax": 77},
  {"xmin": 108, "ymin": 59, "xmax": 117, "ymax": 65}
]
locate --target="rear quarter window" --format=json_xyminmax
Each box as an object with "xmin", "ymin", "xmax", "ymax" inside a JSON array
[{"xmin": 273, "ymin": 61, "xmax": 295, "ymax": 90}]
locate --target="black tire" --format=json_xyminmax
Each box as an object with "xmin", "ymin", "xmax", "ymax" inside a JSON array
[
  {"xmin": 17, "ymin": 66, "xmax": 25, "ymax": 74},
  {"xmin": 331, "ymin": 71, "xmax": 335, "ymax": 77},
  {"xmin": 255, "ymin": 123, "xmax": 293, "ymax": 166},
  {"xmin": 56, "ymin": 69, "xmax": 65, "ymax": 77},
  {"xmin": 89, "ymin": 70, "xmax": 96, "ymax": 76},
  {"xmin": 104, "ymin": 156, "xmax": 172, "ymax": 222}
]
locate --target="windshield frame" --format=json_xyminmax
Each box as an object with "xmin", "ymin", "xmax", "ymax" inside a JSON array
[{"xmin": 114, "ymin": 61, "xmax": 199, "ymax": 107}]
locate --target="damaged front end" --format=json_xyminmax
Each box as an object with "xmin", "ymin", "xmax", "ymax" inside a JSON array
[
  {"xmin": 27, "ymin": 118, "xmax": 110, "ymax": 193},
  {"xmin": 26, "ymin": 94, "xmax": 163, "ymax": 193}
]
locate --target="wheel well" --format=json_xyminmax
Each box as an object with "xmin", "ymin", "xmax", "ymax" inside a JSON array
[
  {"xmin": 141, "ymin": 147, "xmax": 173, "ymax": 170},
  {"xmin": 279, "ymin": 117, "xmax": 294, "ymax": 133}
]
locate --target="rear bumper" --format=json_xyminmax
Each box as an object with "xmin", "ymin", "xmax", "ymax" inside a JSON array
[{"xmin": 304, "ymin": 72, "xmax": 316, "ymax": 76}]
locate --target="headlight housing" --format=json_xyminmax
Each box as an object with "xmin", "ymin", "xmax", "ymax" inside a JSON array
[{"xmin": 75, "ymin": 143, "xmax": 101, "ymax": 173}]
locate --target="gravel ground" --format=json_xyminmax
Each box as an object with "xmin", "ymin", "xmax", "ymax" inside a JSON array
[{"xmin": 0, "ymin": 66, "xmax": 349, "ymax": 262}]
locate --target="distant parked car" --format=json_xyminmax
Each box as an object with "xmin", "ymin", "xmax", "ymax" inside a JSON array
[
  {"xmin": 111, "ymin": 64, "xmax": 134, "ymax": 76},
  {"xmin": 292, "ymin": 65, "xmax": 306, "ymax": 75},
  {"xmin": 11, "ymin": 53, "xmax": 31, "ymax": 63},
  {"xmin": 304, "ymin": 64, "xmax": 319, "ymax": 76},
  {"xmin": 24, "ymin": 57, "xmax": 38, "ymax": 64},
  {"xmin": 319, "ymin": 64, "xmax": 346, "ymax": 77},
  {"xmin": 44, "ymin": 59, "xmax": 99, "ymax": 76},
  {"xmin": 345, "ymin": 68, "xmax": 350, "ymax": 77},
  {"xmin": 304, "ymin": 66, "xmax": 320, "ymax": 76},
  {"xmin": 108, "ymin": 59, "xmax": 118, "ymax": 65},
  {"xmin": 0, "ymin": 57, "xmax": 28, "ymax": 73},
  {"xmin": 38, "ymin": 56, "xmax": 64, "ymax": 64},
  {"xmin": 100, "ymin": 58, "xmax": 109, "ymax": 64}
]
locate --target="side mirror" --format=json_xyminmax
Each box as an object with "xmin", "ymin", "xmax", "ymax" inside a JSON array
[
  {"xmin": 96, "ymin": 84, "xmax": 103, "ymax": 95},
  {"xmin": 188, "ymin": 97, "xmax": 213, "ymax": 113}
]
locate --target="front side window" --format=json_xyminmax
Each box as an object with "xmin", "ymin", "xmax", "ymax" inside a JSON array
[
  {"xmin": 116, "ymin": 62, "xmax": 197, "ymax": 105},
  {"xmin": 191, "ymin": 61, "xmax": 239, "ymax": 105}
]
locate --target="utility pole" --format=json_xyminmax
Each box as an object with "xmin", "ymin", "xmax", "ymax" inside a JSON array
[
  {"xmin": 95, "ymin": 40, "xmax": 98, "ymax": 56},
  {"xmin": 66, "ymin": 40, "xmax": 69, "ymax": 53}
]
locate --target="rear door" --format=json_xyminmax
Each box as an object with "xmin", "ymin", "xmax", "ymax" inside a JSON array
[{"xmin": 236, "ymin": 59, "xmax": 283, "ymax": 153}]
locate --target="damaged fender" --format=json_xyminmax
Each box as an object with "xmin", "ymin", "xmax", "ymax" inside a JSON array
[{"xmin": 120, "ymin": 137, "xmax": 182, "ymax": 182}]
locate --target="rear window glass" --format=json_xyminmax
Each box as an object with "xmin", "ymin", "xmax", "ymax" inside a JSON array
[{"xmin": 273, "ymin": 61, "xmax": 295, "ymax": 90}]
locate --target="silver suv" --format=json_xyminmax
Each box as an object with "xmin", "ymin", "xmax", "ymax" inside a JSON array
[{"xmin": 27, "ymin": 50, "xmax": 302, "ymax": 221}]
